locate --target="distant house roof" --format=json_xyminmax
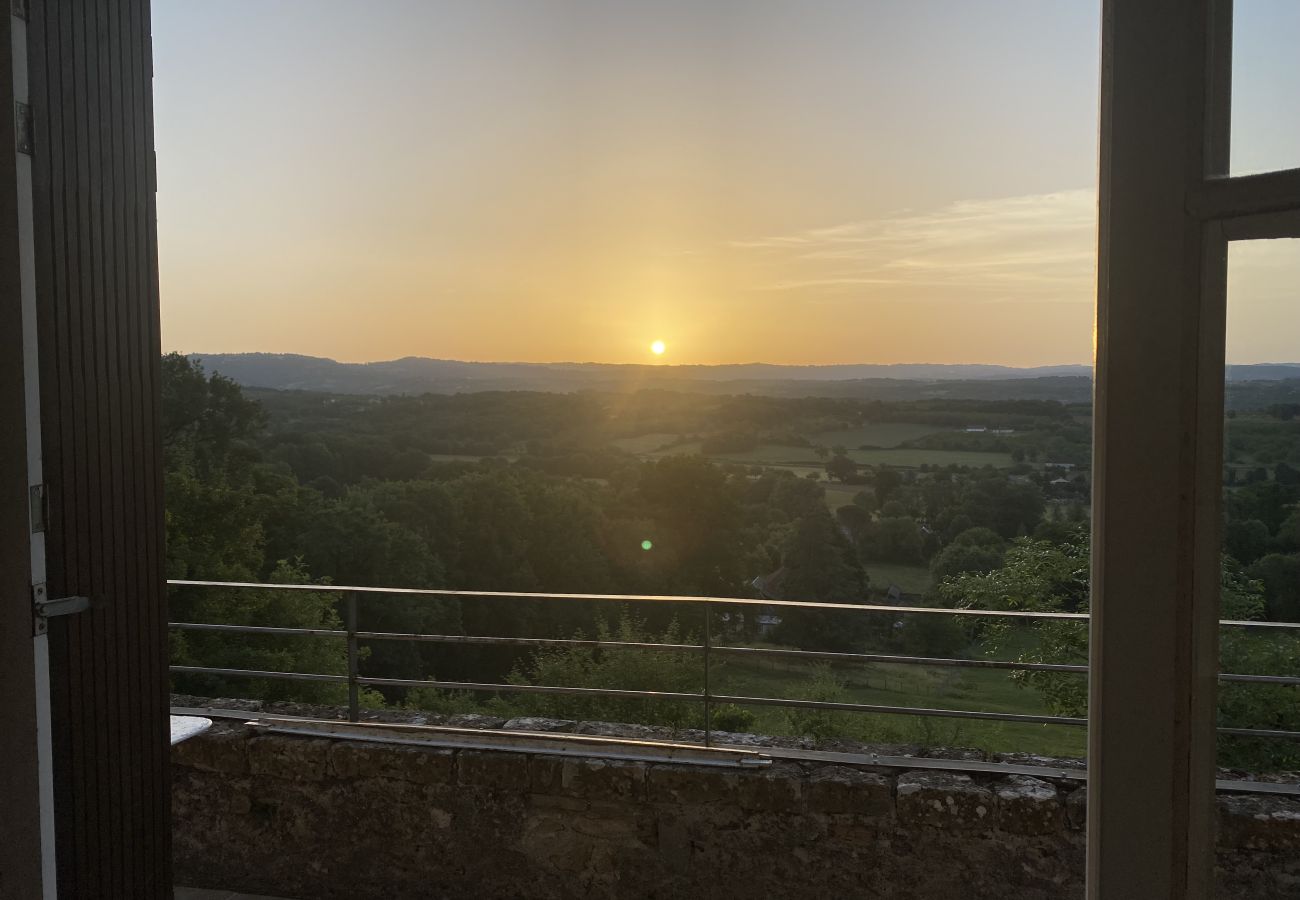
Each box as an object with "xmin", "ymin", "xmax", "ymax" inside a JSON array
[{"xmin": 750, "ymin": 567, "xmax": 788, "ymax": 601}]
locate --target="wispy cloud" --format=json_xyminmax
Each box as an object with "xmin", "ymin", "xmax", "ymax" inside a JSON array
[{"xmin": 732, "ymin": 189, "xmax": 1097, "ymax": 300}]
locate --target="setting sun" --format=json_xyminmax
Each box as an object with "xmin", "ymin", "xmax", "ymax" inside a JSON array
[{"xmin": 650, "ymin": 340, "xmax": 666, "ymax": 356}]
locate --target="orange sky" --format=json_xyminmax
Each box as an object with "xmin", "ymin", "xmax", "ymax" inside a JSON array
[{"xmin": 153, "ymin": 1, "xmax": 1300, "ymax": 367}]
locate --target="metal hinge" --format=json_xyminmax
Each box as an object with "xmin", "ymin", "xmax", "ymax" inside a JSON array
[
  {"xmin": 15, "ymin": 101, "xmax": 32, "ymax": 155},
  {"xmin": 29, "ymin": 483, "xmax": 46, "ymax": 533},
  {"xmin": 33, "ymin": 583, "xmax": 91, "ymax": 636}
]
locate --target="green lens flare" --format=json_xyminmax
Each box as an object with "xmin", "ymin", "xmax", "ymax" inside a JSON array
[{"xmin": 640, "ymin": 540, "xmax": 653, "ymax": 551}]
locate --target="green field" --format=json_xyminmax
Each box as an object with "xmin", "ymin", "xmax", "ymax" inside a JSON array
[
  {"xmin": 809, "ymin": 423, "xmax": 951, "ymax": 449},
  {"xmin": 426, "ymin": 453, "xmax": 512, "ymax": 463},
  {"xmin": 712, "ymin": 651, "xmax": 1086, "ymax": 758},
  {"xmin": 846, "ymin": 448, "xmax": 1014, "ymax": 468},
  {"xmin": 821, "ymin": 483, "xmax": 863, "ymax": 509},
  {"xmin": 701, "ymin": 446, "xmax": 1011, "ymax": 469},
  {"xmin": 610, "ymin": 432, "xmax": 685, "ymax": 454},
  {"xmin": 709, "ymin": 449, "xmax": 1013, "ymax": 471},
  {"xmin": 863, "ymin": 562, "xmax": 934, "ymax": 595},
  {"xmin": 623, "ymin": 432, "xmax": 1014, "ymax": 470}
]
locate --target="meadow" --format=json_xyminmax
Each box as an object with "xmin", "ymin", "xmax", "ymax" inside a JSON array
[
  {"xmin": 807, "ymin": 423, "xmax": 952, "ymax": 448},
  {"xmin": 861, "ymin": 562, "xmax": 935, "ymax": 595},
  {"xmin": 626, "ymin": 436, "xmax": 1014, "ymax": 471},
  {"xmin": 711, "ymin": 651, "xmax": 1087, "ymax": 758}
]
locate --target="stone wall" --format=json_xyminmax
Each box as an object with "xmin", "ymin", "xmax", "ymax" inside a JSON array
[{"xmin": 172, "ymin": 722, "xmax": 1300, "ymax": 900}]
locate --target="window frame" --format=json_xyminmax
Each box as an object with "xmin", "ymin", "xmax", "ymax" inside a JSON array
[{"xmin": 1091, "ymin": 1, "xmax": 1300, "ymax": 896}]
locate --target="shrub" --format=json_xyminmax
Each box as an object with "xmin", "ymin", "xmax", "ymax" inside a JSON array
[
  {"xmin": 711, "ymin": 703, "xmax": 757, "ymax": 733},
  {"xmin": 497, "ymin": 610, "xmax": 703, "ymax": 730},
  {"xmin": 784, "ymin": 665, "xmax": 853, "ymax": 741},
  {"xmin": 403, "ymin": 687, "xmax": 484, "ymax": 716}
]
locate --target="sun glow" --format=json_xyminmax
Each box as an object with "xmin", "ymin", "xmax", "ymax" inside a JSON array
[{"xmin": 650, "ymin": 340, "xmax": 666, "ymax": 356}]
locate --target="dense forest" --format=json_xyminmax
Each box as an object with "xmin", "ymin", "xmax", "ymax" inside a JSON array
[{"xmin": 165, "ymin": 354, "xmax": 1300, "ymax": 768}]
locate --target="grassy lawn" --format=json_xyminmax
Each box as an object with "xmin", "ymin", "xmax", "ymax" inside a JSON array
[
  {"xmin": 704, "ymin": 447, "xmax": 1013, "ymax": 469},
  {"xmin": 809, "ymin": 423, "xmax": 951, "ymax": 449},
  {"xmin": 630, "ymin": 436, "xmax": 1013, "ymax": 471},
  {"xmin": 644, "ymin": 439, "xmax": 702, "ymax": 457},
  {"xmin": 427, "ymin": 453, "xmax": 512, "ymax": 463},
  {"xmin": 822, "ymin": 483, "xmax": 864, "ymax": 509},
  {"xmin": 704, "ymin": 445, "xmax": 826, "ymax": 464},
  {"xmin": 610, "ymin": 432, "xmax": 685, "ymax": 454},
  {"xmin": 847, "ymin": 448, "xmax": 1014, "ymax": 468},
  {"xmin": 711, "ymin": 650, "xmax": 1086, "ymax": 758},
  {"xmin": 863, "ymin": 562, "xmax": 934, "ymax": 595}
]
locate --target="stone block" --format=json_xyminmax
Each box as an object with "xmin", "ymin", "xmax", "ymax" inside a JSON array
[
  {"xmin": 572, "ymin": 721, "xmax": 675, "ymax": 741},
  {"xmin": 446, "ymin": 713, "xmax": 506, "ymax": 729},
  {"xmin": 994, "ymin": 775, "xmax": 1063, "ymax": 835},
  {"xmin": 530, "ymin": 755, "xmax": 647, "ymax": 801},
  {"xmin": 458, "ymin": 749, "xmax": 530, "ymax": 790},
  {"xmin": 503, "ymin": 716, "xmax": 576, "ymax": 733},
  {"xmin": 1064, "ymin": 786, "xmax": 1087, "ymax": 831},
  {"xmin": 656, "ymin": 815, "xmax": 692, "ymax": 872},
  {"xmin": 707, "ymin": 730, "xmax": 770, "ymax": 748},
  {"xmin": 647, "ymin": 764, "xmax": 741, "ymax": 805},
  {"xmin": 246, "ymin": 735, "xmax": 330, "ymax": 781},
  {"xmin": 171, "ymin": 726, "xmax": 250, "ymax": 774},
  {"xmin": 828, "ymin": 741, "xmax": 922, "ymax": 759},
  {"xmin": 920, "ymin": 747, "xmax": 988, "ymax": 762},
  {"xmin": 991, "ymin": 752, "xmax": 1086, "ymax": 772},
  {"xmin": 171, "ymin": 694, "xmax": 263, "ymax": 713},
  {"xmin": 896, "ymin": 771, "xmax": 994, "ymax": 831},
  {"xmin": 1218, "ymin": 794, "xmax": 1300, "ymax": 851},
  {"xmin": 734, "ymin": 764, "xmax": 803, "ymax": 813},
  {"xmin": 328, "ymin": 740, "xmax": 454, "ymax": 785},
  {"xmin": 805, "ymin": 765, "xmax": 892, "ymax": 818}
]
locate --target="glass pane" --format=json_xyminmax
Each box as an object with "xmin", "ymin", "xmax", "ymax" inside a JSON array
[
  {"xmin": 1231, "ymin": 0, "xmax": 1300, "ymax": 175},
  {"xmin": 1219, "ymin": 238, "xmax": 1300, "ymax": 774},
  {"xmin": 155, "ymin": 1, "xmax": 1099, "ymax": 762}
]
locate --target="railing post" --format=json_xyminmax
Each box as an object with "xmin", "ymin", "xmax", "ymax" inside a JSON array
[
  {"xmin": 703, "ymin": 602, "xmax": 712, "ymax": 748},
  {"xmin": 345, "ymin": 591, "xmax": 359, "ymax": 723}
]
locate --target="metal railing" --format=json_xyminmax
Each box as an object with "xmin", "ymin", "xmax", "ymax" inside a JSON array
[{"xmin": 166, "ymin": 579, "xmax": 1300, "ymax": 746}]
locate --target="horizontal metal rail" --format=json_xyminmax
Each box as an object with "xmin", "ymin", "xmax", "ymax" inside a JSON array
[
  {"xmin": 168, "ymin": 620, "xmax": 1296, "ymax": 684},
  {"xmin": 1219, "ymin": 672, "xmax": 1300, "ymax": 687},
  {"xmin": 172, "ymin": 622, "xmax": 1082, "ymax": 672},
  {"xmin": 167, "ymin": 578, "xmax": 1089, "ymax": 620},
  {"xmin": 358, "ymin": 631, "xmax": 697, "ymax": 653},
  {"xmin": 172, "ymin": 621, "xmax": 694, "ymax": 653},
  {"xmin": 170, "ymin": 664, "xmax": 350, "ymax": 684},
  {"xmin": 356, "ymin": 675, "xmax": 703, "ymax": 703},
  {"xmin": 707, "ymin": 693, "xmax": 1088, "ymax": 728},
  {"xmin": 1217, "ymin": 725, "xmax": 1300, "ymax": 740},
  {"xmin": 166, "ymin": 579, "xmax": 1300, "ymax": 628},
  {"xmin": 171, "ymin": 622, "xmax": 348, "ymax": 638},
  {"xmin": 167, "ymin": 664, "xmax": 1084, "ymax": 727},
  {"xmin": 709, "ymin": 644, "xmax": 1089, "ymax": 674}
]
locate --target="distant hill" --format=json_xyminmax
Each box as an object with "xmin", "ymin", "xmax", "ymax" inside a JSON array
[
  {"xmin": 183, "ymin": 352, "xmax": 1300, "ymax": 404},
  {"xmin": 186, "ymin": 353, "xmax": 1088, "ymax": 392}
]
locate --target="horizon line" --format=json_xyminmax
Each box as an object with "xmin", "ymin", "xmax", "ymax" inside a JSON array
[{"xmin": 174, "ymin": 351, "xmax": 1300, "ymax": 370}]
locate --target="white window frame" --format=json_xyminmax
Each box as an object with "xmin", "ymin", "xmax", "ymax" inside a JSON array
[{"xmin": 1091, "ymin": 1, "xmax": 1300, "ymax": 896}]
